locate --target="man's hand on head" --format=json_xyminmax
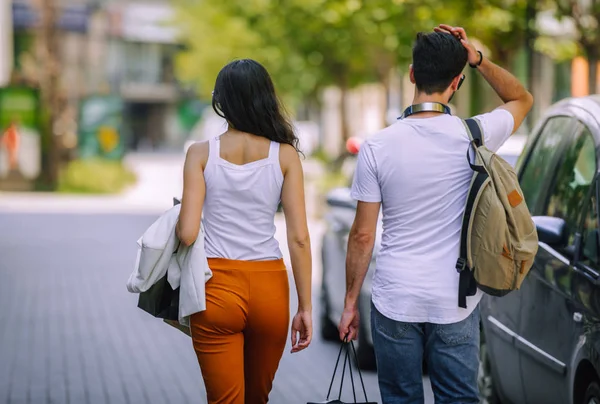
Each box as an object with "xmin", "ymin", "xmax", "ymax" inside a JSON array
[
  {"xmin": 435, "ymin": 24, "xmax": 532, "ymax": 134},
  {"xmin": 434, "ymin": 24, "xmax": 479, "ymax": 66}
]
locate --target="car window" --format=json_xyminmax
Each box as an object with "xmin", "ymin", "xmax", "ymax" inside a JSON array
[
  {"xmin": 520, "ymin": 117, "xmax": 576, "ymax": 213},
  {"xmin": 545, "ymin": 128, "xmax": 597, "ymax": 256},
  {"xmin": 581, "ymin": 182, "xmax": 599, "ymax": 267}
]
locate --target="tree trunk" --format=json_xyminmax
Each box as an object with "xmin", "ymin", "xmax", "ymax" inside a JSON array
[
  {"xmin": 589, "ymin": 47, "xmax": 598, "ymax": 95},
  {"xmin": 339, "ymin": 82, "xmax": 350, "ymax": 152},
  {"xmin": 469, "ymin": 70, "xmax": 482, "ymax": 117},
  {"xmin": 525, "ymin": 0, "xmax": 538, "ymax": 126},
  {"xmin": 331, "ymin": 82, "xmax": 351, "ymax": 171},
  {"xmin": 380, "ymin": 71, "xmax": 390, "ymax": 129},
  {"xmin": 34, "ymin": 0, "xmax": 60, "ymax": 188},
  {"xmin": 525, "ymin": 0, "xmax": 537, "ymax": 91},
  {"xmin": 374, "ymin": 58, "xmax": 393, "ymax": 129}
]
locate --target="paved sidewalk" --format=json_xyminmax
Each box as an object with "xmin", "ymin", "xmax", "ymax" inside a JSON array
[
  {"xmin": 0, "ymin": 153, "xmax": 184, "ymax": 215},
  {"xmin": 0, "ymin": 152, "xmax": 325, "ymax": 217}
]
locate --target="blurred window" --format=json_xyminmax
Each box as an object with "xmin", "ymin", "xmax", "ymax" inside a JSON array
[
  {"xmin": 123, "ymin": 42, "xmax": 161, "ymax": 84},
  {"xmin": 544, "ymin": 128, "xmax": 597, "ymax": 257},
  {"xmin": 581, "ymin": 183, "xmax": 599, "ymax": 267},
  {"xmin": 13, "ymin": 32, "xmax": 35, "ymax": 70},
  {"xmin": 520, "ymin": 117, "xmax": 575, "ymax": 212}
]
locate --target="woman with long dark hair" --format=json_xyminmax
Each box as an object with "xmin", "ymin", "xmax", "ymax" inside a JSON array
[{"xmin": 176, "ymin": 59, "xmax": 312, "ymax": 404}]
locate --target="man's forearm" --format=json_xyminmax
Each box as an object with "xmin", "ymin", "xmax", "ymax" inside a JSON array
[
  {"xmin": 344, "ymin": 232, "xmax": 375, "ymax": 308},
  {"xmin": 477, "ymin": 57, "xmax": 530, "ymax": 104}
]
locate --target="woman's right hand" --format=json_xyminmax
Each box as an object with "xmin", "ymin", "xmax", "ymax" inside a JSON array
[
  {"xmin": 281, "ymin": 144, "xmax": 313, "ymax": 354},
  {"xmin": 290, "ymin": 310, "xmax": 312, "ymax": 353}
]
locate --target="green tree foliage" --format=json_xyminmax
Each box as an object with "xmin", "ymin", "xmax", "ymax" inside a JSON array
[
  {"xmin": 174, "ymin": 0, "xmax": 546, "ymax": 147},
  {"xmin": 177, "ymin": 2, "xmax": 438, "ymax": 94},
  {"xmin": 463, "ymin": 0, "xmax": 532, "ymax": 67},
  {"xmin": 175, "ymin": 0, "xmax": 541, "ymax": 97},
  {"xmin": 175, "ymin": 1, "xmax": 463, "ymax": 141}
]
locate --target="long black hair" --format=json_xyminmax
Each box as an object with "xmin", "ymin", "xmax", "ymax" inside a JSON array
[{"xmin": 212, "ymin": 59, "xmax": 300, "ymax": 152}]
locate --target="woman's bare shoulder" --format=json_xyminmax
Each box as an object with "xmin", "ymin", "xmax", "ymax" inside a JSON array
[
  {"xmin": 185, "ymin": 141, "xmax": 210, "ymax": 167},
  {"xmin": 279, "ymin": 143, "xmax": 300, "ymax": 161},
  {"xmin": 187, "ymin": 140, "xmax": 209, "ymax": 156},
  {"xmin": 278, "ymin": 143, "xmax": 301, "ymax": 173}
]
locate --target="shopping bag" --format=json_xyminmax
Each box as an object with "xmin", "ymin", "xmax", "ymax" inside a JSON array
[
  {"xmin": 136, "ymin": 197, "xmax": 182, "ymax": 321},
  {"xmin": 307, "ymin": 338, "xmax": 378, "ymax": 404},
  {"xmin": 137, "ymin": 273, "xmax": 180, "ymax": 321}
]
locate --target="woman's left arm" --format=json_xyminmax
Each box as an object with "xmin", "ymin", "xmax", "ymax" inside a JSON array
[{"xmin": 176, "ymin": 142, "xmax": 208, "ymax": 246}]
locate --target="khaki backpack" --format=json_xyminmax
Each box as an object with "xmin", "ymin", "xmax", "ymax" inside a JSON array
[{"xmin": 456, "ymin": 118, "xmax": 539, "ymax": 308}]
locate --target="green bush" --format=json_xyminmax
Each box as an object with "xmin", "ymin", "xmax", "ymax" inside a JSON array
[
  {"xmin": 317, "ymin": 170, "xmax": 349, "ymax": 194},
  {"xmin": 58, "ymin": 159, "xmax": 137, "ymax": 194},
  {"xmin": 310, "ymin": 147, "xmax": 333, "ymax": 165}
]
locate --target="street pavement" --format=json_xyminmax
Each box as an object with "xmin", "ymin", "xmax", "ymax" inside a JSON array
[
  {"xmin": 0, "ymin": 212, "xmax": 383, "ymax": 404},
  {"xmin": 0, "ymin": 152, "xmax": 435, "ymax": 403}
]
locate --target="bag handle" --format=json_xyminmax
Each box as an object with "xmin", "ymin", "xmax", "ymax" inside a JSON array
[
  {"xmin": 350, "ymin": 338, "xmax": 369, "ymax": 402},
  {"xmin": 326, "ymin": 335, "xmax": 370, "ymax": 403}
]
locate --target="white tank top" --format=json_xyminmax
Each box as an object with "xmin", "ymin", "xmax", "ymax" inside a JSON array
[{"xmin": 202, "ymin": 135, "xmax": 284, "ymax": 261}]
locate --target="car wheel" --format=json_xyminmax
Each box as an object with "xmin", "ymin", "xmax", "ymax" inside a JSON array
[
  {"xmin": 584, "ymin": 381, "xmax": 600, "ymax": 404},
  {"xmin": 355, "ymin": 303, "xmax": 377, "ymax": 371},
  {"xmin": 479, "ymin": 327, "xmax": 500, "ymax": 404},
  {"xmin": 320, "ymin": 284, "xmax": 339, "ymax": 341}
]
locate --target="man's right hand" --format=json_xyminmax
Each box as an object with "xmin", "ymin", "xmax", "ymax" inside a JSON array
[
  {"xmin": 434, "ymin": 24, "xmax": 479, "ymax": 66},
  {"xmin": 338, "ymin": 305, "xmax": 360, "ymax": 341},
  {"xmin": 435, "ymin": 23, "xmax": 533, "ymax": 134}
]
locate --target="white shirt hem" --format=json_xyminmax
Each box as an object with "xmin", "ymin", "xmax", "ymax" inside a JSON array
[{"xmin": 372, "ymin": 292, "xmax": 483, "ymax": 325}]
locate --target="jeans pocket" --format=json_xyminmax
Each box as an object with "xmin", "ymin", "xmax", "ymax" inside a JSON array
[
  {"xmin": 373, "ymin": 305, "xmax": 411, "ymax": 340},
  {"xmin": 436, "ymin": 308, "xmax": 479, "ymax": 346}
]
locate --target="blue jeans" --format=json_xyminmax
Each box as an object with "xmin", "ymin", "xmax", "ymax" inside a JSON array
[{"xmin": 371, "ymin": 302, "xmax": 480, "ymax": 404}]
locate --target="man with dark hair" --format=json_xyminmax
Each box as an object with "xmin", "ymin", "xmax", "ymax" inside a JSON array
[
  {"xmin": 412, "ymin": 31, "xmax": 468, "ymax": 95},
  {"xmin": 339, "ymin": 25, "xmax": 533, "ymax": 403}
]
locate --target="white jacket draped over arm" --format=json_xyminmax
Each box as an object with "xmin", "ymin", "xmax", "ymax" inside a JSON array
[{"xmin": 126, "ymin": 205, "xmax": 212, "ymax": 326}]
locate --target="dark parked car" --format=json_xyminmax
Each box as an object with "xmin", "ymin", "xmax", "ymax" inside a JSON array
[
  {"xmin": 480, "ymin": 95, "xmax": 600, "ymax": 404},
  {"xmin": 320, "ymin": 129, "xmax": 526, "ymax": 371}
]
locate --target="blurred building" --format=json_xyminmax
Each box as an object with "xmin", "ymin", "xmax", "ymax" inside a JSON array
[
  {"xmin": 0, "ymin": 0, "xmax": 13, "ymax": 87},
  {"xmin": 104, "ymin": 0, "xmax": 185, "ymax": 150},
  {"xmin": 6, "ymin": 0, "xmax": 189, "ymax": 155},
  {"xmin": 11, "ymin": 0, "xmax": 95, "ymax": 151}
]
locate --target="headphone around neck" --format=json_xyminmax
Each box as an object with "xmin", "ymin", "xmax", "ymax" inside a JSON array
[{"xmin": 399, "ymin": 102, "xmax": 452, "ymax": 120}]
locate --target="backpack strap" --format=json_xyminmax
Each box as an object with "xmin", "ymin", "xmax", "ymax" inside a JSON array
[
  {"xmin": 457, "ymin": 172, "xmax": 488, "ymax": 308},
  {"xmin": 463, "ymin": 118, "xmax": 487, "ymax": 174},
  {"xmin": 464, "ymin": 118, "xmax": 484, "ymax": 146},
  {"xmin": 456, "ymin": 118, "xmax": 488, "ymax": 308}
]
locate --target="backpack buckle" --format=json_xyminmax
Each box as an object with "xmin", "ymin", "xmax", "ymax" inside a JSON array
[{"xmin": 456, "ymin": 258, "xmax": 467, "ymax": 273}]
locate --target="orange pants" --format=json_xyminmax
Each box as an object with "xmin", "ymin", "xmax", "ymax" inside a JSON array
[{"xmin": 190, "ymin": 258, "xmax": 290, "ymax": 404}]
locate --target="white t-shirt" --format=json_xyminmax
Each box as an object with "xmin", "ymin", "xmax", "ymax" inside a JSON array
[{"xmin": 351, "ymin": 109, "xmax": 514, "ymax": 324}]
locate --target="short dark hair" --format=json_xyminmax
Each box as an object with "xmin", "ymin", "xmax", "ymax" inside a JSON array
[
  {"xmin": 412, "ymin": 32, "xmax": 468, "ymax": 95},
  {"xmin": 212, "ymin": 59, "xmax": 300, "ymax": 152}
]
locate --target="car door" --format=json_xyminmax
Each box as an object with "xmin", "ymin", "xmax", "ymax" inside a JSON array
[
  {"xmin": 518, "ymin": 125, "xmax": 598, "ymax": 404},
  {"xmin": 483, "ymin": 116, "xmax": 577, "ymax": 404}
]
